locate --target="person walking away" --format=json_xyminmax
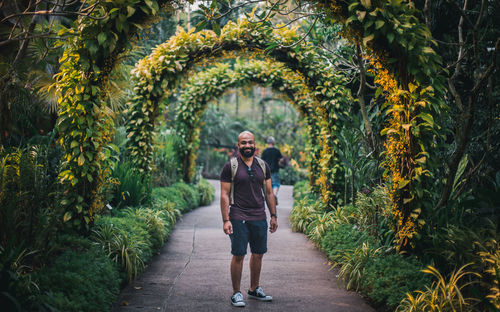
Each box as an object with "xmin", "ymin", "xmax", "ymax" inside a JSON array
[
  {"xmin": 220, "ymin": 131, "xmax": 278, "ymax": 307},
  {"xmin": 261, "ymin": 136, "xmax": 283, "ymax": 205}
]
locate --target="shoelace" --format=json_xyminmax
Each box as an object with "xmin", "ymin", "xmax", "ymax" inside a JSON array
[{"xmin": 233, "ymin": 292, "xmax": 244, "ymax": 301}]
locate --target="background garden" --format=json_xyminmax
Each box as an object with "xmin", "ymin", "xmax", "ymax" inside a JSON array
[{"xmin": 1, "ymin": 0, "xmax": 499, "ymax": 311}]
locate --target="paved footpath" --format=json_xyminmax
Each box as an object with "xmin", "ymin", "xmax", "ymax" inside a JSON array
[{"xmin": 112, "ymin": 180, "xmax": 374, "ymax": 312}]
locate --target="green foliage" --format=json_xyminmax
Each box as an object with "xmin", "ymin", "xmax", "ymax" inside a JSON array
[
  {"xmin": 152, "ymin": 128, "xmax": 183, "ymax": 187},
  {"xmin": 336, "ymin": 242, "xmax": 382, "ymax": 291},
  {"xmin": 0, "ymin": 243, "xmax": 38, "ymax": 312},
  {"xmin": 171, "ymin": 182, "xmax": 200, "ymax": 210},
  {"xmin": 110, "ymin": 161, "xmax": 150, "ymax": 209},
  {"xmin": 397, "ymin": 265, "xmax": 480, "ymax": 312},
  {"xmin": 280, "ymin": 165, "xmax": 305, "ymax": 185},
  {"xmin": 196, "ymin": 179, "xmax": 215, "ymax": 206},
  {"xmin": 93, "ymin": 214, "xmax": 152, "ymax": 282},
  {"xmin": 0, "ymin": 145, "xmax": 61, "ymax": 248},
  {"xmin": 126, "ymin": 19, "xmax": 349, "ymax": 199},
  {"xmin": 152, "ymin": 181, "xmax": 204, "ymax": 213},
  {"xmin": 320, "ymin": 224, "xmax": 374, "ymax": 264},
  {"xmin": 34, "ymin": 249, "xmax": 119, "ymax": 312},
  {"xmin": 126, "ymin": 207, "xmax": 169, "ymax": 250},
  {"xmin": 361, "ymin": 254, "xmax": 430, "ymax": 310}
]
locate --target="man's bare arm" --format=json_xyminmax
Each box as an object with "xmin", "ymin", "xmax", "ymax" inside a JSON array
[
  {"xmin": 264, "ymin": 178, "xmax": 278, "ymax": 233},
  {"xmin": 220, "ymin": 181, "xmax": 233, "ymax": 234}
]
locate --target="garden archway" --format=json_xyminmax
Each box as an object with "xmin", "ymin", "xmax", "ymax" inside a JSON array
[
  {"xmin": 171, "ymin": 58, "xmax": 323, "ymax": 185},
  {"xmin": 125, "ymin": 18, "xmax": 351, "ymax": 207},
  {"xmin": 55, "ymin": 0, "xmax": 446, "ymax": 249}
]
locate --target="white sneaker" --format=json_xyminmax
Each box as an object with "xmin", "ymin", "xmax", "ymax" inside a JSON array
[
  {"xmin": 231, "ymin": 291, "xmax": 246, "ymax": 307},
  {"xmin": 247, "ymin": 286, "xmax": 272, "ymax": 301}
]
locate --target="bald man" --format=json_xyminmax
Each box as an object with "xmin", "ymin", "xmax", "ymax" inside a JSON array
[{"xmin": 220, "ymin": 131, "xmax": 278, "ymax": 307}]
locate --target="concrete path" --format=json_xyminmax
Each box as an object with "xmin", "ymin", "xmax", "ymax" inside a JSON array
[{"xmin": 112, "ymin": 180, "xmax": 374, "ymax": 312}]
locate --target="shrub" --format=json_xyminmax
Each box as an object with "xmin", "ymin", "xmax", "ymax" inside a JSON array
[
  {"xmin": 196, "ymin": 178, "xmax": 215, "ymax": 206},
  {"xmin": 362, "ymin": 253, "xmax": 430, "ymax": 310},
  {"xmin": 152, "ymin": 129, "xmax": 183, "ymax": 187},
  {"xmin": 93, "ymin": 214, "xmax": 152, "ymax": 281},
  {"xmin": 0, "ymin": 145, "xmax": 59, "ymax": 248},
  {"xmin": 289, "ymin": 200, "xmax": 319, "ymax": 233},
  {"xmin": 152, "ymin": 200, "xmax": 181, "ymax": 228},
  {"xmin": 110, "ymin": 161, "xmax": 150, "ymax": 209},
  {"xmin": 171, "ymin": 182, "xmax": 199, "ymax": 209},
  {"xmin": 152, "ymin": 186, "xmax": 188, "ymax": 212},
  {"xmin": 0, "ymin": 243, "xmax": 38, "ymax": 312},
  {"xmin": 34, "ymin": 249, "xmax": 119, "ymax": 312},
  {"xmin": 307, "ymin": 211, "xmax": 337, "ymax": 244},
  {"xmin": 320, "ymin": 224, "xmax": 374, "ymax": 263},
  {"xmin": 152, "ymin": 182, "xmax": 203, "ymax": 213},
  {"xmin": 336, "ymin": 242, "xmax": 382, "ymax": 291},
  {"xmin": 280, "ymin": 165, "xmax": 303, "ymax": 185},
  {"xmin": 127, "ymin": 207, "xmax": 168, "ymax": 250}
]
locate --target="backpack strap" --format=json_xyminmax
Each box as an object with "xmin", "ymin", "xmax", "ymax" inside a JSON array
[
  {"xmin": 230, "ymin": 157, "xmax": 238, "ymax": 204},
  {"xmin": 255, "ymin": 156, "xmax": 267, "ymax": 194}
]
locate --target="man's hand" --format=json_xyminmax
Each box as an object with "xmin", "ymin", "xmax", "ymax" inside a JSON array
[
  {"xmin": 270, "ymin": 217, "xmax": 278, "ymax": 233},
  {"xmin": 223, "ymin": 220, "xmax": 233, "ymax": 235}
]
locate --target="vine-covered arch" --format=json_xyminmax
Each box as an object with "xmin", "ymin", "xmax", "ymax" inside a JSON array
[
  {"xmin": 172, "ymin": 58, "xmax": 323, "ymax": 184},
  {"xmin": 126, "ymin": 18, "xmax": 351, "ymax": 206},
  {"xmin": 55, "ymin": 0, "xmax": 446, "ymax": 249}
]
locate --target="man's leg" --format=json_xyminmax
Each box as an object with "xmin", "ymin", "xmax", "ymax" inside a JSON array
[
  {"xmin": 231, "ymin": 255, "xmax": 245, "ymax": 293},
  {"xmin": 249, "ymin": 253, "xmax": 263, "ymax": 291}
]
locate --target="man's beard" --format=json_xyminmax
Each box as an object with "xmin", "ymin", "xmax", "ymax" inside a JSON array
[{"xmin": 239, "ymin": 147, "xmax": 255, "ymax": 158}]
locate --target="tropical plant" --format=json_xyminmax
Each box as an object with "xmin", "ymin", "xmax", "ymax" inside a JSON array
[
  {"xmin": 335, "ymin": 242, "xmax": 381, "ymax": 291},
  {"xmin": 289, "ymin": 200, "xmax": 320, "ymax": 233},
  {"xmin": 397, "ymin": 264, "xmax": 480, "ymax": 312},
  {"xmin": 0, "ymin": 243, "xmax": 38, "ymax": 312},
  {"xmin": 110, "ymin": 161, "xmax": 150, "ymax": 209},
  {"xmin": 152, "ymin": 128, "xmax": 183, "ymax": 187}
]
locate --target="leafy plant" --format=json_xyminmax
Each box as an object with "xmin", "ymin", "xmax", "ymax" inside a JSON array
[
  {"xmin": 127, "ymin": 207, "xmax": 168, "ymax": 250},
  {"xmin": 361, "ymin": 254, "xmax": 431, "ymax": 310},
  {"xmin": 335, "ymin": 242, "xmax": 381, "ymax": 291},
  {"xmin": 0, "ymin": 243, "xmax": 38, "ymax": 312},
  {"xmin": 110, "ymin": 161, "xmax": 150, "ymax": 209},
  {"xmin": 397, "ymin": 264, "xmax": 480, "ymax": 312},
  {"xmin": 152, "ymin": 128, "xmax": 183, "ymax": 187},
  {"xmin": 92, "ymin": 215, "xmax": 152, "ymax": 282},
  {"xmin": 307, "ymin": 211, "xmax": 337, "ymax": 244},
  {"xmin": 289, "ymin": 200, "xmax": 320, "ymax": 233},
  {"xmin": 34, "ymin": 249, "xmax": 119, "ymax": 312},
  {"xmin": 320, "ymin": 224, "xmax": 374, "ymax": 264},
  {"xmin": 196, "ymin": 178, "xmax": 215, "ymax": 206}
]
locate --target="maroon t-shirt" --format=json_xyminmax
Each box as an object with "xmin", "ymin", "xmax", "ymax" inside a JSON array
[{"xmin": 220, "ymin": 157, "xmax": 271, "ymax": 221}]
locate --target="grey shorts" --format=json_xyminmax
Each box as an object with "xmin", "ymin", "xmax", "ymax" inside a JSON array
[{"xmin": 229, "ymin": 219, "xmax": 268, "ymax": 256}]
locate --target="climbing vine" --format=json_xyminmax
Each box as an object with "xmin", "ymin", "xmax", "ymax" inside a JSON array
[
  {"xmin": 55, "ymin": 0, "xmax": 171, "ymax": 230},
  {"xmin": 313, "ymin": 0, "xmax": 447, "ymax": 249}
]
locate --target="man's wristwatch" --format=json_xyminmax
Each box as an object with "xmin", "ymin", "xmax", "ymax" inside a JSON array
[{"xmin": 270, "ymin": 213, "xmax": 277, "ymax": 219}]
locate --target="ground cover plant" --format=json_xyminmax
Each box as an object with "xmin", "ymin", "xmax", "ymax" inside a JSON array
[
  {"xmin": 0, "ymin": 175, "xmax": 213, "ymax": 311},
  {"xmin": 290, "ymin": 181, "xmax": 496, "ymax": 311}
]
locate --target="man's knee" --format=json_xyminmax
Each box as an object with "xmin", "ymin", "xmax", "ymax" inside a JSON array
[
  {"xmin": 251, "ymin": 253, "xmax": 264, "ymax": 260},
  {"xmin": 233, "ymin": 255, "xmax": 245, "ymax": 263}
]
